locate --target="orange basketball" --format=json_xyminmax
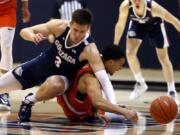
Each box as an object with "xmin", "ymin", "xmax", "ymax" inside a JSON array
[{"xmin": 150, "ymin": 96, "xmax": 178, "ymax": 124}]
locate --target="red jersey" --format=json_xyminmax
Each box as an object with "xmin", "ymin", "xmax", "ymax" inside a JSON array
[
  {"xmin": 57, "ymin": 65, "xmax": 95, "ymax": 121},
  {"xmin": 0, "ymin": 0, "xmax": 17, "ymax": 27}
]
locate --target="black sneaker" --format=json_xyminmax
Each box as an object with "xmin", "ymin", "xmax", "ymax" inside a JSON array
[
  {"xmin": 0, "ymin": 93, "xmax": 11, "ymax": 111},
  {"xmin": 18, "ymin": 93, "xmax": 34, "ymax": 123}
]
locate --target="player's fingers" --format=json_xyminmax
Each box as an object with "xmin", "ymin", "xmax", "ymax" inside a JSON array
[
  {"xmin": 22, "ymin": 16, "xmax": 30, "ymax": 23},
  {"xmin": 33, "ymin": 36, "xmax": 42, "ymax": 45},
  {"xmin": 127, "ymin": 110, "xmax": 138, "ymax": 123},
  {"xmin": 32, "ymin": 37, "xmax": 38, "ymax": 45},
  {"xmin": 133, "ymin": 111, "xmax": 139, "ymax": 123},
  {"xmin": 33, "ymin": 33, "xmax": 47, "ymax": 44},
  {"xmin": 37, "ymin": 33, "xmax": 47, "ymax": 41}
]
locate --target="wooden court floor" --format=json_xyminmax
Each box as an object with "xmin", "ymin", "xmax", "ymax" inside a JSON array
[
  {"xmin": 0, "ymin": 90, "xmax": 180, "ymax": 135},
  {"xmin": 0, "ymin": 108, "xmax": 180, "ymax": 135},
  {"xmin": 0, "ymin": 68, "xmax": 180, "ymax": 135}
]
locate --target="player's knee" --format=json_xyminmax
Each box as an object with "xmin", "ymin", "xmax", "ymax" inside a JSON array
[
  {"xmin": 158, "ymin": 55, "xmax": 170, "ymax": 65},
  {"xmin": 2, "ymin": 45, "xmax": 12, "ymax": 52},
  {"xmin": 45, "ymin": 75, "xmax": 65, "ymax": 93},
  {"xmin": 2, "ymin": 39, "xmax": 13, "ymax": 49},
  {"xmin": 126, "ymin": 50, "xmax": 136, "ymax": 58}
]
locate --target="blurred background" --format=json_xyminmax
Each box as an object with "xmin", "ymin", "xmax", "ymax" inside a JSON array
[{"xmin": 13, "ymin": 0, "xmax": 180, "ymax": 69}]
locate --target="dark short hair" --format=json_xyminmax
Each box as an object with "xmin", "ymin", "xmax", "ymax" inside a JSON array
[
  {"xmin": 102, "ymin": 45, "xmax": 125, "ymax": 60},
  {"xmin": 72, "ymin": 9, "xmax": 93, "ymax": 25}
]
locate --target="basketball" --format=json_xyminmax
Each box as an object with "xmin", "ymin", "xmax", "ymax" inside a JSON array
[{"xmin": 150, "ymin": 96, "xmax": 178, "ymax": 124}]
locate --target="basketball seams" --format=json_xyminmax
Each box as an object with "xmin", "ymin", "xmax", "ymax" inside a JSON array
[
  {"xmin": 150, "ymin": 96, "xmax": 178, "ymax": 124},
  {"xmin": 150, "ymin": 107, "xmax": 166, "ymax": 123},
  {"xmin": 150, "ymin": 98, "xmax": 167, "ymax": 123},
  {"xmin": 156, "ymin": 97, "xmax": 169, "ymax": 123},
  {"xmin": 158, "ymin": 97, "xmax": 171, "ymax": 123},
  {"xmin": 168, "ymin": 96, "xmax": 178, "ymax": 120}
]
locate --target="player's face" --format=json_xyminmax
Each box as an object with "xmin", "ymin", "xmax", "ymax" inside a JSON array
[
  {"xmin": 105, "ymin": 58, "xmax": 125, "ymax": 75},
  {"xmin": 131, "ymin": 0, "xmax": 143, "ymax": 8},
  {"xmin": 69, "ymin": 22, "xmax": 90, "ymax": 44}
]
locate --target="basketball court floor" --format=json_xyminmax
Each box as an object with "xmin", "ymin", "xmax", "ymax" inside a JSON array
[{"xmin": 0, "ymin": 69, "xmax": 180, "ymax": 135}]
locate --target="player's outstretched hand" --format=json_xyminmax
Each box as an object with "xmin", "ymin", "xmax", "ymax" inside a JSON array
[{"xmin": 124, "ymin": 109, "xmax": 138, "ymax": 123}]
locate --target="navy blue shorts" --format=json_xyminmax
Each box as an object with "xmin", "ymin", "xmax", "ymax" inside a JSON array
[
  {"xmin": 12, "ymin": 58, "xmax": 54, "ymax": 90},
  {"xmin": 127, "ymin": 21, "xmax": 169, "ymax": 48}
]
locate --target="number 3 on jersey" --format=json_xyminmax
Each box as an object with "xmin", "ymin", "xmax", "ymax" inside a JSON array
[{"xmin": 55, "ymin": 56, "xmax": 62, "ymax": 68}]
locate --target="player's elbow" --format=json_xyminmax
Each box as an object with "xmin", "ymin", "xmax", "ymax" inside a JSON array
[
  {"xmin": 88, "ymin": 93, "xmax": 102, "ymax": 109},
  {"xmin": 89, "ymin": 94, "xmax": 102, "ymax": 109},
  {"xmin": 20, "ymin": 28, "xmax": 25, "ymax": 37},
  {"xmin": 85, "ymin": 77, "xmax": 103, "ymax": 108},
  {"xmin": 20, "ymin": 28, "xmax": 29, "ymax": 39},
  {"xmin": 93, "ymin": 101, "xmax": 104, "ymax": 109},
  {"xmin": 89, "ymin": 94, "xmax": 104, "ymax": 110}
]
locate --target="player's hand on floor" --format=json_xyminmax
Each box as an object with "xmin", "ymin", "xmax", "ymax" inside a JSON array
[{"xmin": 125, "ymin": 109, "xmax": 138, "ymax": 123}]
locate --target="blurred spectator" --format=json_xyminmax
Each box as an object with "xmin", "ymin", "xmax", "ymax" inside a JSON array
[
  {"xmin": 0, "ymin": 0, "xmax": 31, "ymax": 111},
  {"xmin": 52, "ymin": 0, "xmax": 87, "ymax": 20},
  {"xmin": 48, "ymin": 0, "xmax": 87, "ymax": 43}
]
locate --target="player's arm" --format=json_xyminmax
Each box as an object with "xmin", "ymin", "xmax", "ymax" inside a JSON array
[
  {"xmin": 20, "ymin": 19, "xmax": 69, "ymax": 45},
  {"xmin": 151, "ymin": 1, "xmax": 180, "ymax": 32},
  {"xmin": 80, "ymin": 43, "xmax": 116, "ymax": 104},
  {"xmin": 114, "ymin": 0, "xmax": 129, "ymax": 45},
  {"xmin": 21, "ymin": 0, "xmax": 31, "ymax": 23},
  {"xmin": 79, "ymin": 73, "xmax": 138, "ymax": 123}
]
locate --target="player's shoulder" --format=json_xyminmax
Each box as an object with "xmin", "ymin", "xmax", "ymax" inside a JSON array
[
  {"xmin": 47, "ymin": 19, "xmax": 70, "ymax": 36},
  {"xmin": 150, "ymin": 0, "xmax": 160, "ymax": 12},
  {"xmin": 47, "ymin": 19, "xmax": 69, "ymax": 26},
  {"xmin": 121, "ymin": 0, "xmax": 129, "ymax": 7}
]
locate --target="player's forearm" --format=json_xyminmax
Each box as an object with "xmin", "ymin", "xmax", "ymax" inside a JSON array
[
  {"xmin": 171, "ymin": 19, "xmax": 180, "ymax": 32},
  {"xmin": 85, "ymin": 44, "xmax": 106, "ymax": 72},
  {"xmin": 114, "ymin": 24, "xmax": 123, "ymax": 45},
  {"xmin": 153, "ymin": 1, "xmax": 180, "ymax": 32},
  {"xmin": 83, "ymin": 45, "xmax": 116, "ymax": 104},
  {"xmin": 165, "ymin": 14, "xmax": 180, "ymax": 32},
  {"xmin": 95, "ymin": 70, "xmax": 116, "ymax": 104},
  {"xmin": 21, "ymin": 0, "xmax": 29, "ymax": 14},
  {"xmin": 94, "ymin": 99, "xmax": 120, "ymax": 113},
  {"xmin": 93, "ymin": 98, "xmax": 131, "ymax": 118},
  {"xmin": 89, "ymin": 58, "xmax": 116, "ymax": 104},
  {"xmin": 21, "ymin": 0, "xmax": 29, "ymax": 8},
  {"xmin": 90, "ymin": 61, "xmax": 116, "ymax": 104},
  {"xmin": 20, "ymin": 28, "xmax": 34, "ymax": 42},
  {"xmin": 91, "ymin": 57, "xmax": 116, "ymax": 104},
  {"xmin": 88, "ymin": 87, "xmax": 119, "ymax": 114},
  {"xmin": 114, "ymin": 3, "xmax": 128, "ymax": 45},
  {"xmin": 21, "ymin": 0, "xmax": 31, "ymax": 23}
]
